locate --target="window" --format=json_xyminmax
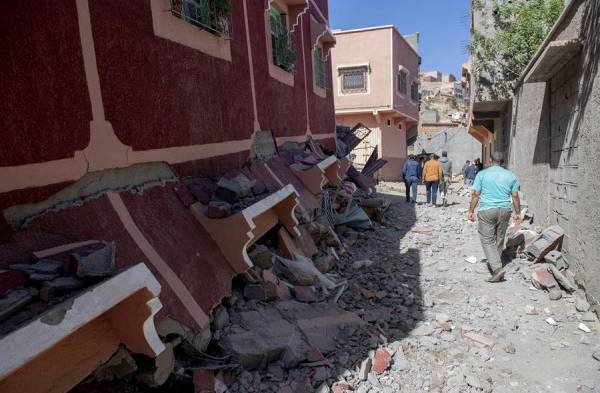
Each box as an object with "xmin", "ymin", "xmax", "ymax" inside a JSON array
[
  {"xmin": 411, "ymin": 82, "xmax": 420, "ymax": 102},
  {"xmin": 313, "ymin": 48, "xmax": 326, "ymax": 89},
  {"xmin": 397, "ymin": 71, "xmax": 407, "ymax": 95},
  {"xmin": 269, "ymin": 6, "xmax": 297, "ymax": 72},
  {"xmin": 398, "ymin": 123, "xmax": 402, "ymax": 130},
  {"xmin": 386, "ymin": 119, "xmax": 392, "ymax": 127},
  {"xmin": 170, "ymin": 0, "xmax": 232, "ymax": 38},
  {"xmin": 340, "ymin": 66, "xmax": 368, "ymax": 94}
]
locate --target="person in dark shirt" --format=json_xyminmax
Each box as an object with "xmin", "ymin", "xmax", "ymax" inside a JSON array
[
  {"xmin": 402, "ymin": 155, "xmax": 421, "ymax": 203},
  {"xmin": 465, "ymin": 161, "xmax": 477, "ymax": 186}
]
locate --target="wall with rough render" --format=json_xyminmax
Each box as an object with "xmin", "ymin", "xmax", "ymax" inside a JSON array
[
  {"xmin": 412, "ymin": 127, "xmax": 481, "ymax": 172},
  {"xmin": 508, "ymin": 0, "xmax": 600, "ymax": 309}
]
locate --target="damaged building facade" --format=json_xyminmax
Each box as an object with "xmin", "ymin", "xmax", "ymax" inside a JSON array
[
  {"xmin": 505, "ymin": 0, "xmax": 600, "ymax": 313},
  {"xmin": 0, "ymin": 0, "xmax": 353, "ymax": 391}
]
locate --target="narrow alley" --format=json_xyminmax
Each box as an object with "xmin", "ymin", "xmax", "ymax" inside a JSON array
[{"xmin": 215, "ymin": 183, "xmax": 600, "ymax": 393}]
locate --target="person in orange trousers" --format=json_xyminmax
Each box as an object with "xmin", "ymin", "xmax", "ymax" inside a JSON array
[{"xmin": 422, "ymin": 153, "xmax": 443, "ymax": 206}]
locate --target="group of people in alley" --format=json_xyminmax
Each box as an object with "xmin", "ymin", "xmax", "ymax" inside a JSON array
[{"xmin": 402, "ymin": 151, "xmax": 521, "ymax": 284}]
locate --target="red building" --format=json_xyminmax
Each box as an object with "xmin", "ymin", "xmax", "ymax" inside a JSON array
[{"xmin": 0, "ymin": 1, "xmax": 338, "ymax": 391}]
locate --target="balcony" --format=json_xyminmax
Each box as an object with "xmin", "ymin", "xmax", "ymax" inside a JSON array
[
  {"xmin": 270, "ymin": 7, "xmax": 297, "ymax": 72},
  {"xmin": 170, "ymin": 0, "xmax": 232, "ymax": 39}
]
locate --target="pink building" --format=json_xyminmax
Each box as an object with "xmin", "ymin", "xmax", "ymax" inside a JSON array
[{"xmin": 331, "ymin": 25, "xmax": 420, "ymax": 180}]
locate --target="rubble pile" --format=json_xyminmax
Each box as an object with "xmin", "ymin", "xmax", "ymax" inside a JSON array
[
  {"xmin": 186, "ymin": 174, "xmax": 274, "ymax": 219},
  {"xmin": 0, "ymin": 242, "xmax": 116, "ymax": 335}
]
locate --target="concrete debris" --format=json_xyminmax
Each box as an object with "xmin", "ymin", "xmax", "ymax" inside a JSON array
[
  {"xmin": 248, "ymin": 244, "xmax": 273, "ymax": 269},
  {"xmin": 544, "ymin": 250, "xmax": 569, "ymax": 270},
  {"xmin": 137, "ymin": 341, "xmax": 175, "ymax": 387},
  {"xmin": 273, "ymin": 255, "xmax": 336, "ymax": 291},
  {"xmin": 72, "ymin": 241, "xmax": 116, "ymax": 278},
  {"xmin": 578, "ymin": 323, "xmax": 592, "ymax": 333},
  {"xmin": 546, "ymin": 317, "xmax": 558, "ymax": 326},
  {"xmin": 92, "ymin": 346, "xmax": 138, "ymax": 382},
  {"xmin": 465, "ymin": 256, "xmax": 477, "ymax": 264},
  {"xmin": 215, "ymin": 177, "xmax": 242, "ymax": 204},
  {"xmin": 10, "ymin": 259, "xmax": 64, "ymax": 275},
  {"xmin": 0, "ymin": 287, "xmax": 38, "ymax": 321},
  {"xmin": 575, "ymin": 296, "xmax": 591, "ymax": 312},
  {"xmin": 358, "ymin": 358, "xmax": 372, "ymax": 381},
  {"xmin": 525, "ymin": 225, "xmax": 564, "ymax": 262}
]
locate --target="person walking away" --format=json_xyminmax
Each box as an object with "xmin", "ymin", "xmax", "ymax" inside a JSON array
[
  {"xmin": 465, "ymin": 161, "xmax": 477, "ymax": 186},
  {"xmin": 467, "ymin": 152, "xmax": 521, "ymax": 282},
  {"xmin": 402, "ymin": 155, "xmax": 421, "ymax": 203},
  {"xmin": 439, "ymin": 151, "xmax": 453, "ymax": 207},
  {"xmin": 422, "ymin": 153, "xmax": 443, "ymax": 206},
  {"xmin": 462, "ymin": 160, "xmax": 470, "ymax": 177}
]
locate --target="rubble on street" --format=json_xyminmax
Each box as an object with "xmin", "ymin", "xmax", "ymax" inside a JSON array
[{"xmin": 61, "ymin": 178, "xmax": 598, "ymax": 393}]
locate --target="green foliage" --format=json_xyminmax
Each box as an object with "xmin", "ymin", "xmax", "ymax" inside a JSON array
[{"xmin": 469, "ymin": 0, "xmax": 564, "ymax": 100}]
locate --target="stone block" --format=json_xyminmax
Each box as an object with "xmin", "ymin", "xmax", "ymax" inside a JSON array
[
  {"xmin": 72, "ymin": 242, "xmax": 115, "ymax": 278},
  {"xmin": 248, "ymin": 244, "xmax": 273, "ymax": 269},
  {"xmin": 214, "ymin": 177, "xmax": 242, "ymax": 204}
]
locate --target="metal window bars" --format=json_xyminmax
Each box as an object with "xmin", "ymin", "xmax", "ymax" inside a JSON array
[
  {"xmin": 313, "ymin": 49, "xmax": 326, "ymax": 88},
  {"xmin": 270, "ymin": 7, "xmax": 297, "ymax": 72},
  {"xmin": 171, "ymin": 0, "xmax": 232, "ymax": 39}
]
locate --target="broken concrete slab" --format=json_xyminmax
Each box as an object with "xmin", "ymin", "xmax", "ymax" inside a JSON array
[
  {"xmin": 275, "ymin": 301, "xmax": 364, "ymax": 354},
  {"xmin": 10, "ymin": 259, "xmax": 64, "ymax": 275},
  {"xmin": 72, "ymin": 241, "xmax": 115, "ymax": 278},
  {"xmin": 40, "ymin": 276, "xmax": 84, "ymax": 301},
  {"xmin": 214, "ymin": 178, "xmax": 242, "ymax": 204},
  {"xmin": 526, "ymin": 225, "xmax": 564, "ymax": 262},
  {"xmin": 0, "ymin": 287, "xmax": 38, "ymax": 322},
  {"xmin": 220, "ymin": 308, "xmax": 311, "ymax": 370}
]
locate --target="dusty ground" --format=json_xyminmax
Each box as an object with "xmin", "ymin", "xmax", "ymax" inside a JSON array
[{"xmin": 340, "ymin": 181, "xmax": 600, "ymax": 393}]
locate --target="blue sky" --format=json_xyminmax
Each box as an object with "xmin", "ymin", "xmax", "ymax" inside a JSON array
[{"xmin": 328, "ymin": 0, "xmax": 471, "ymax": 77}]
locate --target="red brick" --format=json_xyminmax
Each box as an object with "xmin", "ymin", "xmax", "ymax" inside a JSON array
[
  {"xmin": 372, "ymin": 348, "xmax": 391, "ymax": 374},
  {"xmin": 531, "ymin": 268, "xmax": 558, "ymax": 290}
]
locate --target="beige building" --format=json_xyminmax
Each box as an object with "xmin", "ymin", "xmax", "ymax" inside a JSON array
[{"xmin": 331, "ymin": 25, "xmax": 420, "ymax": 181}]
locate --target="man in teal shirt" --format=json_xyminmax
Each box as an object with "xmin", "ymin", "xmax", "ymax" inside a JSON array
[{"xmin": 467, "ymin": 152, "xmax": 521, "ymax": 282}]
